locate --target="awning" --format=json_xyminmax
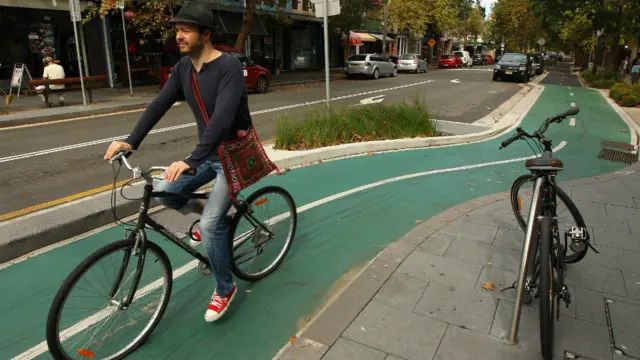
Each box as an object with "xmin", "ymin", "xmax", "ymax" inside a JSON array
[
  {"xmin": 215, "ymin": 13, "xmax": 270, "ymax": 36},
  {"xmin": 0, "ymin": 0, "xmax": 87, "ymax": 11},
  {"xmin": 352, "ymin": 32, "xmax": 377, "ymax": 42},
  {"xmin": 369, "ymin": 33, "xmax": 396, "ymax": 42}
]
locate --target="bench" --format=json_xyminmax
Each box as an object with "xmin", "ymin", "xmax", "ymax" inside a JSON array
[{"xmin": 27, "ymin": 75, "xmax": 108, "ymax": 107}]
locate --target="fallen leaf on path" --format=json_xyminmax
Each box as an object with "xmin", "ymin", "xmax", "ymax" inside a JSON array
[
  {"xmin": 482, "ymin": 282, "xmax": 497, "ymax": 291},
  {"xmin": 368, "ymin": 152, "xmax": 375, "ymax": 156},
  {"xmin": 416, "ymin": 220, "xmax": 424, "ymax": 223},
  {"xmin": 289, "ymin": 336, "xmax": 297, "ymax": 344}
]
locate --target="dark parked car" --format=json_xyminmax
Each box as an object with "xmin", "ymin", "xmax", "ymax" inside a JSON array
[
  {"xmin": 493, "ymin": 52, "xmax": 534, "ymax": 83},
  {"xmin": 473, "ymin": 54, "xmax": 489, "ymax": 65},
  {"xmin": 530, "ymin": 53, "xmax": 545, "ymax": 75}
]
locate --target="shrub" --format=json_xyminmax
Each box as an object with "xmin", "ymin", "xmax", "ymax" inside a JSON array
[
  {"xmin": 274, "ymin": 95, "xmax": 437, "ymax": 150},
  {"xmin": 610, "ymin": 83, "xmax": 631, "ymax": 103},
  {"xmin": 580, "ymin": 69, "xmax": 621, "ymax": 89},
  {"xmin": 621, "ymin": 93, "xmax": 640, "ymax": 107},
  {"xmin": 591, "ymin": 79, "xmax": 618, "ymax": 89}
]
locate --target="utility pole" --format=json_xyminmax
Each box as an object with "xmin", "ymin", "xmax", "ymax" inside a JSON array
[{"xmin": 382, "ymin": 0, "xmax": 389, "ymax": 55}]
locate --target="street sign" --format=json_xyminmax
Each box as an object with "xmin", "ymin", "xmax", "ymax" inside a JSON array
[
  {"xmin": 116, "ymin": 0, "xmax": 125, "ymax": 9},
  {"xmin": 311, "ymin": 0, "xmax": 340, "ymax": 17},
  {"xmin": 427, "ymin": 39, "xmax": 436, "ymax": 47},
  {"xmin": 537, "ymin": 38, "xmax": 546, "ymax": 46},
  {"xmin": 68, "ymin": 0, "xmax": 81, "ymax": 22}
]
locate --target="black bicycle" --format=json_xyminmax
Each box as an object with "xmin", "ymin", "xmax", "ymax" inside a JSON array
[
  {"xmin": 45, "ymin": 151, "xmax": 297, "ymax": 360},
  {"xmin": 499, "ymin": 107, "xmax": 597, "ymax": 360}
]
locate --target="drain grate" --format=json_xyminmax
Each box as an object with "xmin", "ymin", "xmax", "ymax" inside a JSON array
[
  {"xmin": 598, "ymin": 148, "xmax": 638, "ymax": 164},
  {"xmin": 601, "ymin": 140, "xmax": 636, "ymax": 152}
]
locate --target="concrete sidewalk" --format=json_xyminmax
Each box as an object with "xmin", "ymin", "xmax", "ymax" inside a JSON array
[{"xmin": 278, "ymin": 164, "xmax": 640, "ymax": 360}]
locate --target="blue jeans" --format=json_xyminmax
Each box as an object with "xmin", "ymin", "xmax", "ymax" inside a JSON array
[{"xmin": 154, "ymin": 160, "xmax": 234, "ymax": 297}]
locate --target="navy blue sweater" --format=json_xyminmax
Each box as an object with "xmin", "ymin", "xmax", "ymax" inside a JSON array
[{"xmin": 125, "ymin": 53, "xmax": 251, "ymax": 169}]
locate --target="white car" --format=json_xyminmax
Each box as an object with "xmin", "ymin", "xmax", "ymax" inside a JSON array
[{"xmin": 454, "ymin": 50, "xmax": 473, "ymax": 67}]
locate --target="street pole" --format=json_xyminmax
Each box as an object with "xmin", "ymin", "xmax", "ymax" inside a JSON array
[
  {"xmin": 121, "ymin": 8, "xmax": 133, "ymax": 96},
  {"xmin": 69, "ymin": 0, "xmax": 87, "ymax": 106},
  {"xmin": 323, "ymin": 0, "xmax": 330, "ymax": 108}
]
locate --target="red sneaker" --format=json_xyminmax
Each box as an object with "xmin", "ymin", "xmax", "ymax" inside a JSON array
[
  {"xmin": 190, "ymin": 229, "xmax": 202, "ymax": 247},
  {"xmin": 204, "ymin": 284, "xmax": 237, "ymax": 322}
]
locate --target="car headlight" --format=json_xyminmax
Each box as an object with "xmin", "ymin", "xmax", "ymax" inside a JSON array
[
  {"xmin": 494, "ymin": 65, "xmax": 501, "ymax": 69},
  {"xmin": 518, "ymin": 66, "xmax": 526, "ymax": 71}
]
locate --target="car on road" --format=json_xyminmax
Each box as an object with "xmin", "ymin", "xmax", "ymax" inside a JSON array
[
  {"xmin": 344, "ymin": 53, "xmax": 398, "ymax": 79},
  {"xmin": 439, "ymin": 54, "xmax": 463, "ymax": 69},
  {"xmin": 493, "ymin": 52, "xmax": 534, "ymax": 83},
  {"xmin": 473, "ymin": 53, "xmax": 489, "ymax": 66},
  {"xmin": 397, "ymin": 54, "xmax": 428, "ymax": 73},
  {"xmin": 530, "ymin": 53, "xmax": 545, "ymax": 75},
  {"xmin": 454, "ymin": 50, "xmax": 473, "ymax": 67},
  {"xmin": 160, "ymin": 44, "xmax": 271, "ymax": 94}
]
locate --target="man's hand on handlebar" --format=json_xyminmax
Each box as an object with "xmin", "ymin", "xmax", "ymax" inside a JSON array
[
  {"xmin": 104, "ymin": 141, "xmax": 133, "ymax": 161},
  {"xmin": 165, "ymin": 161, "xmax": 191, "ymax": 183}
]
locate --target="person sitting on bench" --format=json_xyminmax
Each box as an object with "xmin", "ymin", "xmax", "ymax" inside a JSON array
[{"xmin": 36, "ymin": 56, "xmax": 66, "ymax": 106}]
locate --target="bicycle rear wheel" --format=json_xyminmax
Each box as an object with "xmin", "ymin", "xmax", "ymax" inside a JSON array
[
  {"xmin": 228, "ymin": 186, "xmax": 297, "ymax": 281},
  {"xmin": 46, "ymin": 238, "xmax": 172, "ymax": 360},
  {"xmin": 538, "ymin": 215, "xmax": 555, "ymax": 360},
  {"xmin": 511, "ymin": 174, "xmax": 588, "ymax": 263}
]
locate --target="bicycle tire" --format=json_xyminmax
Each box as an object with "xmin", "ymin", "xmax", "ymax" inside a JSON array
[
  {"xmin": 510, "ymin": 174, "xmax": 588, "ymax": 263},
  {"xmin": 46, "ymin": 239, "xmax": 173, "ymax": 360},
  {"xmin": 538, "ymin": 215, "xmax": 555, "ymax": 360},
  {"xmin": 228, "ymin": 186, "xmax": 297, "ymax": 282}
]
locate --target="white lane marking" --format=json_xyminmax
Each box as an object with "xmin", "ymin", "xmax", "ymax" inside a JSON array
[
  {"xmin": 0, "ymin": 80, "xmax": 436, "ymax": 164},
  {"xmin": 569, "ymin": 118, "xmax": 576, "ymax": 127},
  {"xmin": 450, "ymin": 79, "xmax": 461, "ymax": 83},
  {"xmin": 570, "ymin": 93, "xmax": 574, "ymax": 96},
  {"xmin": 349, "ymin": 95, "xmax": 385, "ymax": 107},
  {"xmin": 570, "ymin": 102, "xmax": 576, "ymax": 107},
  {"xmin": 12, "ymin": 140, "xmax": 567, "ymax": 360}
]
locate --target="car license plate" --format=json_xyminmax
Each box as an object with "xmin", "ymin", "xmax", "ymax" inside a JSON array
[
  {"xmin": 443, "ymin": 64, "xmax": 448, "ymax": 67},
  {"xmin": 505, "ymin": 71, "xmax": 513, "ymax": 75}
]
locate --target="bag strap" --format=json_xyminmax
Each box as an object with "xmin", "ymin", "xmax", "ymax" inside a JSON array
[{"xmin": 191, "ymin": 69, "xmax": 210, "ymax": 124}]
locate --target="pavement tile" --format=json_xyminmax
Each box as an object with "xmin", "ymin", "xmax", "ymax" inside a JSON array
[
  {"xmin": 612, "ymin": 329, "xmax": 640, "ymax": 358},
  {"xmin": 302, "ymin": 258, "xmax": 395, "ymax": 346},
  {"xmin": 438, "ymin": 220, "xmax": 498, "ymax": 244},
  {"xmin": 372, "ymin": 274, "xmax": 429, "ymax": 312},
  {"xmin": 397, "ymin": 251, "xmax": 483, "ymax": 290},
  {"xmin": 570, "ymin": 188, "xmax": 637, "ymax": 208},
  {"xmin": 624, "ymin": 218, "xmax": 640, "ymax": 236},
  {"xmin": 384, "ymin": 355, "xmax": 406, "ymax": 360},
  {"xmin": 482, "ymin": 199, "xmax": 514, "ymax": 214},
  {"xmin": 459, "ymin": 208, "xmax": 521, "ymax": 230},
  {"xmin": 424, "ymin": 208, "xmax": 463, "ymax": 230},
  {"xmin": 623, "ymin": 271, "xmax": 640, "ymax": 300},
  {"xmin": 582, "ymin": 245, "xmax": 640, "ymax": 273},
  {"xmin": 395, "ymin": 224, "xmax": 438, "ymax": 248},
  {"xmin": 607, "ymin": 205, "xmax": 640, "ymax": 221},
  {"xmin": 572, "ymin": 286, "xmax": 610, "ymax": 326},
  {"xmin": 416, "ymin": 232, "xmax": 454, "ymax": 256},
  {"xmin": 433, "ymin": 325, "xmax": 537, "ymax": 360},
  {"xmin": 413, "ymin": 282, "xmax": 498, "ymax": 334},
  {"xmin": 342, "ymin": 301, "xmax": 447, "ymax": 360},
  {"xmin": 377, "ymin": 240, "xmax": 420, "ymax": 267},
  {"xmin": 444, "ymin": 237, "xmax": 521, "ymax": 273},
  {"xmin": 609, "ymin": 298, "xmax": 640, "ymax": 332},
  {"xmin": 566, "ymin": 262, "xmax": 627, "ymax": 297},
  {"xmin": 474, "ymin": 267, "xmax": 519, "ymax": 302},
  {"xmin": 493, "ymin": 228, "xmax": 525, "ymax": 250},
  {"xmin": 591, "ymin": 223, "xmax": 640, "ymax": 252},
  {"xmin": 279, "ymin": 337, "xmax": 329, "ymax": 360},
  {"xmin": 491, "ymin": 300, "xmax": 611, "ymax": 359},
  {"xmin": 320, "ymin": 338, "xmax": 387, "ymax": 360}
]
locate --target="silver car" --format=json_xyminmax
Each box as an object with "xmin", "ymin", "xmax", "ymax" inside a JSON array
[
  {"xmin": 344, "ymin": 54, "xmax": 398, "ymax": 79},
  {"xmin": 397, "ymin": 54, "xmax": 427, "ymax": 73}
]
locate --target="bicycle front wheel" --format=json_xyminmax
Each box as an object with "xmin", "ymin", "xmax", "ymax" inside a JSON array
[
  {"xmin": 229, "ymin": 186, "xmax": 297, "ymax": 281},
  {"xmin": 46, "ymin": 238, "xmax": 173, "ymax": 360},
  {"xmin": 538, "ymin": 215, "xmax": 555, "ymax": 360},
  {"xmin": 511, "ymin": 174, "xmax": 588, "ymax": 263}
]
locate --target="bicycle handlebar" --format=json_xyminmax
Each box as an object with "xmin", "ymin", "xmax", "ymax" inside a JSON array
[
  {"xmin": 109, "ymin": 151, "xmax": 197, "ymax": 178},
  {"xmin": 499, "ymin": 107, "xmax": 579, "ymax": 150}
]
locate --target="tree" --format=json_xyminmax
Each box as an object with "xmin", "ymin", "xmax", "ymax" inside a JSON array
[
  {"xmin": 491, "ymin": 0, "xmax": 540, "ymax": 51},
  {"xmin": 328, "ymin": 0, "xmax": 379, "ymax": 37},
  {"xmin": 388, "ymin": 0, "xmax": 458, "ymax": 36},
  {"xmin": 467, "ymin": 7, "xmax": 484, "ymax": 42}
]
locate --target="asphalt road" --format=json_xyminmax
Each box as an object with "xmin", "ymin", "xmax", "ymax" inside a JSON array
[{"xmin": 0, "ymin": 65, "xmax": 520, "ymax": 217}]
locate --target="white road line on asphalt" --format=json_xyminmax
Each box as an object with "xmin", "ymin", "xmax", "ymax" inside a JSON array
[
  {"xmin": 11, "ymin": 140, "xmax": 568, "ymax": 360},
  {"xmin": 0, "ymin": 80, "xmax": 436, "ymax": 164},
  {"xmin": 569, "ymin": 118, "xmax": 576, "ymax": 126}
]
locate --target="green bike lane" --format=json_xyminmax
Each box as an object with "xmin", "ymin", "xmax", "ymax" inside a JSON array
[{"xmin": 0, "ymin": 84, "xmax": 632, "ymax": 360}]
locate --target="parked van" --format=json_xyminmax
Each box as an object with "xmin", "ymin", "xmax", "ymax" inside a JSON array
[{"xmin": 453, "ymin": 50, "xmax": 473, "ymax": 67}]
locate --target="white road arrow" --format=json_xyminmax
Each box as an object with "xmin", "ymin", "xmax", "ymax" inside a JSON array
[
  {"xmin": 450, "ymin": 79, "xmax": 461, "ymax": 84},
  {"xmin": 350, "ymin": 95, "xmax": 386, "ymax": 106}
]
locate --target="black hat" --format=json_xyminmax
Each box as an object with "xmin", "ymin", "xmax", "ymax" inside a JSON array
[{"xmin": 169, "ymin": 1, "xmax": 214, "ymax": 30}]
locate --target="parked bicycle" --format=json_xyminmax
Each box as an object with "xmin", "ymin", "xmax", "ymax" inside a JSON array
[
  {"xmin": 45, "ymin": 151, "xmax": 297, "ymax": 359},
  {"xmin": 499, "ymin": 107, "xmax": 597, "ymax": 360}
]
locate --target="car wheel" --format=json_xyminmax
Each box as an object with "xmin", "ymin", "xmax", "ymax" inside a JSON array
[
  {"xmin": 373, "ymin": 68, "xmax": 379, "ymax": 79},
  {"xmin": 255, "ymin": 76, "xmax": 269, "ymax": 94},
  {"xmin": 493, "ymin": 74, "xmax": 499, "ymax": 81},
  {"xmin": 392, "ymin": 67, "xmax": 398, "ymax": 77}
]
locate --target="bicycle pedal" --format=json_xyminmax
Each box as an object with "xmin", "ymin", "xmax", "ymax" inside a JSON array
[{"xmin": 567, "ymin": 226, "xmax": 587, "ymax": 240}]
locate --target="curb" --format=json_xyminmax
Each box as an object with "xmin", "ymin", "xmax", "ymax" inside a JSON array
[
  {"xmin": 0, "ymin": 84, "xmax": 542, "ymax": 264},
  {"xmin": 271, "ymin": 74, "xmax": 345, "ymax": 87},
  {"xmin": 273, "ymin": 161, "xmax": 640, "ymax": 360},
  {"xmin": 0, "ymin": 102, "xmax": 152, "ymax": 129},
  {"xmin": 597, "ymin": 89, "xmax": 640, "ymax": 153}
]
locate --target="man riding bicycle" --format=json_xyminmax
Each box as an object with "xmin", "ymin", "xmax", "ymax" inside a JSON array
[{"xmin": 104, "ymin": 1, "xmax": 250, "ymax": 322}]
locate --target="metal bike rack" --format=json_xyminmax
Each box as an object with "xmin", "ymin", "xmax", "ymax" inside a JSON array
[{"xmin": 509, "ymin": 177, "xmax": 544, "ymax": 343}]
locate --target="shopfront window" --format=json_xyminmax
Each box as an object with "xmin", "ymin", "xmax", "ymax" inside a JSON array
[{"xmin": 290, "ymin": 25, "xmax": 317, "ymax": 70}]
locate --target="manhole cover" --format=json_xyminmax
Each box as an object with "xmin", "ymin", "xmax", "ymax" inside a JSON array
[
  {"xmin": 605, "ymin": 298, "xmax": 640, "ymax": 359},
  {"xmin": 602, "ymin": 140, "xmax": 636, "ymax": 152},
  {"xmin": 598, "ymin": 148, "xmax": 638, "ymax": 164}
]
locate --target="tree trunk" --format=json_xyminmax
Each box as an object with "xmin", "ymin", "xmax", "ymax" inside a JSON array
[{"xmin": 234, "ymin": 0, "xmax": 256, "ymax": 51}]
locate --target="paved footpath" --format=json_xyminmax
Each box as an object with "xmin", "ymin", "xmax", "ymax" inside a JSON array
[{"xmin": 0, "ymin": 81, "xmax": 637, "ymax": 360}]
